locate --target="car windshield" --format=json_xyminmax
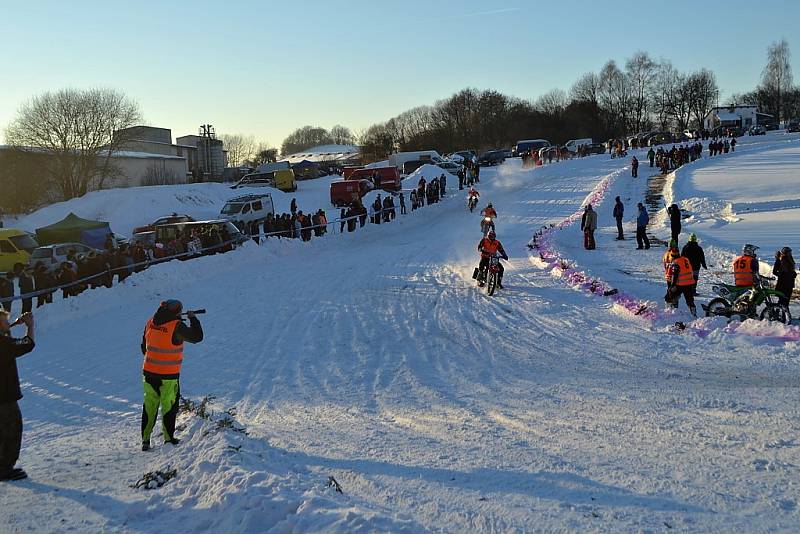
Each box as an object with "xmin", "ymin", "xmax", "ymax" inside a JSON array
[
  {"xmin": 9, "ymin": 234, "xmax": 38, "ymax": 253},
  {"xmin": 31, "ymin": 248, "xmax": 53, "ymax": 259},
  {"xmin": 221, "ymin": 203, "xmax": 244, "ymax": 215}
]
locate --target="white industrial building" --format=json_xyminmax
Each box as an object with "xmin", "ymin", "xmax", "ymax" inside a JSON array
[{"xmin": 703, "ymin": 106, "xmax": 775, "ymax": 131}]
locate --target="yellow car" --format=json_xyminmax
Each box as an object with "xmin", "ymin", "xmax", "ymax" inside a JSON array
[{"xmin": 0, "ymin": 229, "xmax": 39, "ymax": 273}]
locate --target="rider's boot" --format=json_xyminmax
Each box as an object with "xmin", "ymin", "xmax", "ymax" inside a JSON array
[{"xmin": 690, "ymin": 305, "xmax": 697, "ymax": 318}]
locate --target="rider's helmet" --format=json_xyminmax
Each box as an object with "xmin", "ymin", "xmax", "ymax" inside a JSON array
[
  {"xmin": 487, "ymin": 203, "xmax": 493, "ymax": 208},
  {"xmin": 487, "ymin": 231, "xmax": 496, "ymax": 240},
  {"xmin": 742, "ymin": 244, "xmax": 759, "ymax": 257},
  {"xmin": 780, "ymin": 246, "xmax": 792, "ymax": 255}
]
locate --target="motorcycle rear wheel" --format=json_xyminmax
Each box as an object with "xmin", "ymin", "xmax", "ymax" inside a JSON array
[
  {"xmin": 705, "ymin": 297, "xmax": 730, "ymax": 318},
  {"xmin": 760, "ymin": 303, "xmax": 791, "ymax": 324}
]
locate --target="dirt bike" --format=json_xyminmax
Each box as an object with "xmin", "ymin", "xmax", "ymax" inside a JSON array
[
  {"xmin": 467, "ymin": 196, "xmax": 478, "ymax": 212},
  {"xmin": 702, "ymin": 275, "xmax": 791, "ymax": 324},
  {"xmin": 480, "ymin": 216, "xmax": 495, "ymax": 235},
  {"xmin": 473, "ymin": 254, "xmax": 503, "ymax": 296}
]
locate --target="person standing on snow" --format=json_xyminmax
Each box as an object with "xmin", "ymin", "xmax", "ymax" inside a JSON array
[
  {"xmin": 773, "ymin": 247, "xmax": 796, "ymax": 307},
  {"xmin": 667, "ymin": 203, "xmax": 682, "ymax": 245},
  {"xmin": 647, "ymin": 147, "xmax": 655, "ymax": 167},
  {"xmin": 733, "ymin": 244, "xmax": 760, "ymax": 287},
  {"xmin": 730, "ymin": 137, "xmax": 737, "ymax": 152},
  {"xmin": 662, "ymin": 239, "xmax": 680, "ymax": 279},
  {"xmin": 681, "ymin": 234, "xmax": 707, "ymax": 296},
  {"xmin": 613, "ymin": 197, "xmax": 625, "ymax": 240},
  {"xmin": 399, "ymin": 193, "xmax": 406, "ymax": 215},
  {"xmin": 635, "ymin": 203, "xmax": 650, "ymax": 250},
  {"xmin": 631, "ymin": 156, "xmax": 639, "ymax": 177},
  {"xmin": 290, "ymin": 198, "xmax": 297, "ymax": 216},
  {"xmin": 140, "ymin": 300, "xmax": 203, "ymax": 451},
  {"xmin": 580, "ymin": 204, "xmax": 598, "ymax": 250},
  {"xmin": 665, "ymin": 249, "xmax": 698, "ymax": 316},
  {"xmin": 0, "ymin": 310, "xmax": 35, "ymax": 481}
]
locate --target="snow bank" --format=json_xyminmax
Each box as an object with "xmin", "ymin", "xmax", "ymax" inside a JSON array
[{"xmin": 11, "ymin": 175, "xmax": 348, "ymax": 236}]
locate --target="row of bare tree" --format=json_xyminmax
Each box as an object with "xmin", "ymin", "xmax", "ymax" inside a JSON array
[{"xmin": 360, "ymin": 51, "xmax": 724, "ymax": 162}]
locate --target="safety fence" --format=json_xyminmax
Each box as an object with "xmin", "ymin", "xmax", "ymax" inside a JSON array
[{"xmin": 0, "ymin": 197, "xmax": 447, "ymax": 309}]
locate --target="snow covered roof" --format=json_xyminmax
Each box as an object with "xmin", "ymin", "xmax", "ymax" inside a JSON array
[
  {"xmin": 108, "ymin": 150, "xmax": 186, "ymax": 160},
  {"xmin": 281, "ymin": 144, "xmax": 360, "ymax": 164}
]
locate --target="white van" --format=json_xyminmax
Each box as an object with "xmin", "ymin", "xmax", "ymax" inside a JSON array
[
  {"xmin": 389, "ymin": 151, "xmax": 445, "ymax": 173},
  {"xmin": 220, "ymin": 193, "xmax": 275, "ymax": 228},
  {"xmin": 564, "ymin": 138, "xmax": 593, "ymax": 153}
]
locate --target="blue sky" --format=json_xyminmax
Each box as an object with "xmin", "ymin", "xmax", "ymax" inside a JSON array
[{"xmin": 1, "ymin": 0, "xmax": 798, "ymax": 146}]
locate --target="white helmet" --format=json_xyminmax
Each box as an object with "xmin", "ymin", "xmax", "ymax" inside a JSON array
[{"xmin": 742, "ymin": 243, "xmax": 759, "ymax": 257}]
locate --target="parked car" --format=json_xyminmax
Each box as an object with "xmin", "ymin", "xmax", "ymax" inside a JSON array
[
  {"xmin": 502, "ymin": 148, "xmax": 513, "ymax": 158},
  {"xmin": 330, "ymin": 179, "xmax": 374, "ymax": 207},
  {"xmin": 648, "ymin": 132, "xmax": 675, "ymax": 146},
  {"xmin": 477, "ymin": 150, "xmax": 506, "ymax": 166},
  {"xmin": 437, "ymin": 161, "xmax": 463, "ymax": 176},
  {"xmin": 0, "ymin": 229, "xmax": 39, "ymax": 273},
  {"xmin": 231, "ymin": 169, "xmax": 296, "ymax": 192},
  {"xmin": 28, "ymin": 242, "xmax": 97, "ymax": 272},
  {"xmin": 133, "ymin": 214, "xmax": 195, "ymax": 235},
  {"xmin": 452, "ymin": 150, "xmax": 477, "ymax": 164},
  {"xmin": 563, "ymin": 138, "xmax": 592, "ymax": 153},
  {"xmin": 348, "ymin": 166, "xmax": 402, "ymax": 191},
  {"xmin": 154, "ymin": 220, "xmax": 248, "ymax": 251},
  {"xmin": 512, "ymin": 139, "xmax": 550, "ymax": 157},
  {"xmin": 748, "ymin": 125, "xmax": 766, "ymax": 136},
  {"xmin": 220, "ymin": 193, "xmax": 275, "ymax": 229},
  {"xmin": 583, "ymin": 143, "xmax": 606, "ymax": 155},
  {"xmin": 787, "ymin": 119, "xmax": 800, "ymax": 133}
]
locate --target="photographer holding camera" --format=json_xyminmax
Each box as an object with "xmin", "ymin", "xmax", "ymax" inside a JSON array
[{"xmin": 0, "ymin": 310, "xmax": 35, "ymax": 481}]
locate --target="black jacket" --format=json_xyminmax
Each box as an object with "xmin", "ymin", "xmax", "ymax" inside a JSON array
[
  {"xmin": 681, "ymin": 242, "xmax": 707, "ymax": 271},
  {"xmin": 668, "ymin": 206, "xmax": 682, "ymax": 227},
  {"xmin": 0, "ymin": 333, "xmax": 35, "ymax": 402}
]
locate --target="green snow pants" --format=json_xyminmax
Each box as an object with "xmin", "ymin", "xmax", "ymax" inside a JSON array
[{"xmin": 141, "ymin": 374, "xmax": 180, "ymax": 443}]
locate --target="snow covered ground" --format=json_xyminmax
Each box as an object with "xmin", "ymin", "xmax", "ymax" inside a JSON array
[{"xmin": 2, "ymin": 147, "xmax": 800, "ymax": 532}]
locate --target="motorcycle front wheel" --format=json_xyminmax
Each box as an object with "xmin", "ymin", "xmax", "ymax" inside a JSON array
[
  {"xmin": 705, "ymin": 297, "xmax": 730, "ymax": 318},
  {"xmin": 760, "ymin": 303, "xmax": 792, "ymax": 324},
  {"xmin": 487, "ymin": 271, "xmax": 497, "ymax": 296}
]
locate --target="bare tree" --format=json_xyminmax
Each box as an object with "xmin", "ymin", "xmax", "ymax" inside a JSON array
[
  {"xmin": 280, "ymin": 126, "xmax": 333, "ymax": 156},
  {"xmin": 625, "ymin": 52, "xmax": 657, "ymax": 133},
  {"xmin": 686, "ymin": 69, "xmax": 719, "ymax": 128},
  {"xmin": 535, "ymin": 89, "xmax": 567, "ymax": 117},
  {"xmin": 761, "ymin": 39, "xmax": 794, "ymax": 121},
  {"xmin": 220, "ymin": 134, "xmax": 256, "ymax": 167},
  {"xmin": 329, "ymin": 125, "xmax": 355, "ymax": 145},
  {"xmin": 4, "ymin": 88, "xmax": 141, "ymax": 200},
  {"xmin": 248, "ymin": 143, "xmax": 279, "ymax": 167},
  {"xmin": 598, "ymin": 61, "xmax": 631, "ymax": 135}
]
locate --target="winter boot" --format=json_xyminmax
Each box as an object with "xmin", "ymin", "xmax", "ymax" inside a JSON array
[
  {"xmin": 0, "ymin": 468, "xmax": 27, "ymax": 481},
  {"xmin": 141, "ymin": 441, "xmax": 151, "ymax": 452},
  {"xmin": 690, "ymin": 305, "xmax": 697, "ymax": 318},
  {"xmin": 165, "ymin": 438, "xmax": 181, "ymax": 446}
]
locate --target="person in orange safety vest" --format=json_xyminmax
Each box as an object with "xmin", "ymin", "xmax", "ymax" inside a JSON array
[
  {"xmin": 665, "ymin": 250, "xmax": 697, "ymax": 316},
  {"xmin": 733, "ymin": 244, "xmax": 760, "ymax": 287},
  {"xmin": 140, "ymin": 299, "xmax": 203, "ymax": 451}
]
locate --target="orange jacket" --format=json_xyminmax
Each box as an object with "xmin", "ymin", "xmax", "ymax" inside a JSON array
[
  {"xmin": 142, "ymin": 319, "xmax": 184, "ymax": 375},
  {"xmin": 482, "ymin": 207, "xmax": 497, "ymax": 218},
  {"xmin": 733, "ymin": 255, "xmax": 757, "ymax": 286},
  {"xmin": 668, "ymin": 257, "xmax": 695, "ymax": 286}
]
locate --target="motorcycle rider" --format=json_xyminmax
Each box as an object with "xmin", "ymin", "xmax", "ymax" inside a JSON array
[
  {"xmin": 481, "ymin": 203, "xmax": 497, "ymax": 219},
  {"xmin": 733, "ymin": 244, "xmax": 759, "ymax": 287},
  {"xmin": 467, "ymin": 187, "xmax": 480, "ymax": 211},
  {"xmin": 477, "ymin": 230, "xmax": 508, "ymax": 289}
]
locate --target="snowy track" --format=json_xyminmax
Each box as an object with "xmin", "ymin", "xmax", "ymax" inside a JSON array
[{"xmin": 3, "ymin": 156, "xmax": 800, "ymax": 532}]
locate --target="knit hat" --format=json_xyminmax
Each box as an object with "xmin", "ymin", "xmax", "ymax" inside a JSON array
[
  {"xmin": 689, "ymin": 234, "xmax": 698, "ymax": 242},
  {"xmin": 669, "ymin": 238, "xmax": 678, "ymax": 249}
]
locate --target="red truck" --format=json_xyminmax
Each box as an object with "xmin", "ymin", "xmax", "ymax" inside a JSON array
[
  {"xmin": 342, "ymin": 166, "xmax": 364, "ymax": 180},
  {"xmin": 348, "ymin": 167, "xmax": 402, "ymax": 192},
  {"xmin": 330, "ymin": 179, "xmax": 374, "ymax": 207}
]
